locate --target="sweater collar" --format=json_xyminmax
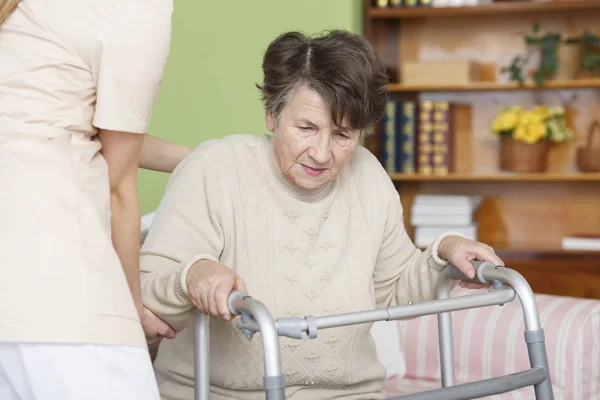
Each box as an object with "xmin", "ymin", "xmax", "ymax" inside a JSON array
[{"xmin": 258, "ymin": 134, "xmax": 337, "ymax": 201}]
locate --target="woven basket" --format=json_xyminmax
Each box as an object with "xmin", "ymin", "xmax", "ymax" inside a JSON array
[
  {"xmin": 577, "ymin": 120, "xmax": 600, "ymax": 172},
  {"xmin": 499, "ymin": 135, "xmax": 550, "ymax": 173}
]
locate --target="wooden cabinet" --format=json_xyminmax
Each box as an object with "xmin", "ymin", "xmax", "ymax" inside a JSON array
[{"xmin": 362, "ymin": 0, "xmax": 600, "ymax": 298}]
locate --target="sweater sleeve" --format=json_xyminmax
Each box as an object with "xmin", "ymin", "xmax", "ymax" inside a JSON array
[
  {"xmin": 372, "ymin": 178, "xmax": 452, "ymax": 309},
  {"xmin": 139, "ymin": 148, "xmax": 225, "ymax": 332}
]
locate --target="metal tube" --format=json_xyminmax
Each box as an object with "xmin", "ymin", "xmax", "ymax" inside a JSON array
[
  {"xmin": 228, "ymin": 292, "xmax": 285, "ymax": 399},
  {"xmin": 449, "ymin": 261, "xmax": 553, "ymax": 398},
  {"xmin": 436, "ymin": 267, "xmax": 455, "ymax": 387},
  {"xmin": 437, "ymin": 260, "xmax": 497, "ymax": 388},
  {"xmin": 386, "ymin": 288, "xmax": 515, "ymax": 323},
  {"xmin": 234, "ymin": 289, "xmax": 516, "ymax": 336},
  {"xmin": 478, "ymin": 267, "xmax": 542, "ymax": 331},
  {"xmin": 388, "ymin": 367, "xmax": 547, "ymax": 400},
  {"xmin": 311, "ymin": 308, "xmax": 390, "ymax": 330},
  {"xmin": 527, "ymin": 339, "xmax": 554, "ymax": 399},
  {"xmin": 236, "ymin": 308, "xmax": 391, "ymax": 334},
  {"xmin": 194, "ymin": 311, "xmax": 210, "ymax": 400}
]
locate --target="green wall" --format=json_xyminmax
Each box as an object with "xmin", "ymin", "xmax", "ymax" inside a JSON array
[{"xmin": 138, "ymin": 0, "xmax": 364, "ymax": 214}]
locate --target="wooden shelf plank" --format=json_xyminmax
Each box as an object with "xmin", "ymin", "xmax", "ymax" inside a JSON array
[
  {"xmin": 389, "ymin": 172, "xmax": 600, "ymax": 182},
  {"xmin": 368, "ymin": 0, "xmax": 600, "ymax": 19},
  {"xmin": 417, "ymin": 245, "xmax": 600, "ymax": 258},
  {"xmin": 388, "ymin": 79, "xmax": 600, "ymax": 93},
  {"xmin": 495, "ymin": 247, "xmax": 600, "ymax": 258}
]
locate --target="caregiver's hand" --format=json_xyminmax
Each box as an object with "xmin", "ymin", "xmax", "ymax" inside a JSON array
[
  {"xmin": 438, "ymin": 236, "xmax": 505, "ymax": 289},
  {"xmin": 186, "ymin": 259, "xmax": 247, "ymax": 321},
  {"xmin": 141, "ymin": 307, "xmax": 177, "ymax": 345}
]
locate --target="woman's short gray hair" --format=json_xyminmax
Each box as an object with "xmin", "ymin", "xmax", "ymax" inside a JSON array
[{"xmin": 256, "ymin": 29, "xmax": 389, "ymax": 136}]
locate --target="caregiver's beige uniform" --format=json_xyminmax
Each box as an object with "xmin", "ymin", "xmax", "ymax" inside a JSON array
[
  {"xmin": 0, "ymin": 0, "xmax": 171, "ymax": 347},
  {"xmin": 0, "ymin": 0, "xmax": 171, "ymax": 397}
]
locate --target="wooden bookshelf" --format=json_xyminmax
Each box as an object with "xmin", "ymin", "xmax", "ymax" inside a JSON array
[
  {"xmin": 388, "ymin": 78, "xmax": 600, "ymax": 93},
  {"xmin": 363, "ymin": 0, "xmax": 600, "ymax": 299},
  {"xmin": 368, "ymin": 0, "xmax": 600, "ymax": 19}
]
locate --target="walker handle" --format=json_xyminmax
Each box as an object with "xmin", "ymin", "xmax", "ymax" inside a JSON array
[
  {"xmin": 227, "ymin": 290, "xmax": 249, "ymax": 315},
  {"xmin": 446, "ymin": 260, "xmax": 500, "ymax": 284}
]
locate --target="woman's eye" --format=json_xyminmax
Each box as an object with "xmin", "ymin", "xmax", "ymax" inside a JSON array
[
  {"xmin": 300, "ymin": 126, "xmax": 312, "ymax": 131},
  {"xmin": 338, "ymin": 132, "xmax": 349, "ymax": 139}
]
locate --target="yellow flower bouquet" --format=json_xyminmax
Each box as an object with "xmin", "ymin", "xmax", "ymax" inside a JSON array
[
  {"xmin": 491, "ymin": 105, "xmax": 573, "ymax": 172},
  {"xmin": 492, "ymin": 105, "xmax": 573, "ymax": 144}
]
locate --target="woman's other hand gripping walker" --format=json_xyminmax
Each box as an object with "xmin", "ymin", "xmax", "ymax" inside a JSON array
[{"xmin": 438, "ymin": 236, "xmax": 505, "ymax": 289}]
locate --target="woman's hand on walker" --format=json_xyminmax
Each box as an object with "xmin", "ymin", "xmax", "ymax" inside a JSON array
[
  {"xmin": 438, "ymin": 236, "xmax": 505, "ymax": 289},
  {"xmin": 186, "ymin": 259, "xmax": 248, "ymax": 321},
  {"xmin": 141, "ymin": 307, "xmax": 177, "ymax": 344}
]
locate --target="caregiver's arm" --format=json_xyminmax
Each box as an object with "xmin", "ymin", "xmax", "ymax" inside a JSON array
[
  {"xmin": 92, "ymin": 1, "xmax": 172, "ymax": 320},
  {"xmin": 139, "ymin": 134, "xmax": 192, "ymax": 172},
  {"xmin": 98, "ymin": 129, "xmax": 145, "ymax": 317},
  {"xmin": 139, "ymin": 146, "xmax": 229, "ymax": 331}
]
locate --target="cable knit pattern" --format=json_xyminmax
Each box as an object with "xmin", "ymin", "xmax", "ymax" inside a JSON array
[{"xmin": 140, "ymin": 133, "xmax": 453, "ymax": 400}]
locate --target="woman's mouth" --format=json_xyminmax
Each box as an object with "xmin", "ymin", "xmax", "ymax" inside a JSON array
[{"xmin": 301, "ymin": 164, "xmax": 325, "ymax": 177}]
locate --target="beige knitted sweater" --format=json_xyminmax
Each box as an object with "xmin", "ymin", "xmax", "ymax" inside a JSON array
[{"xmin": 140, "ymin": 133, "xmax": 451, "ymax": 400}]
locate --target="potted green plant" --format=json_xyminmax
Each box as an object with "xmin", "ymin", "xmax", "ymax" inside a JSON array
[
  {"xmin": 524, "ymin": 22, "xmax": 562, "ymax": 85},
  {"xmin": 566, "ymin": 31, "xmax": 600, "ymax": 77},
  {"xmin": 500, "ymin": 55, "xmax": 528, "ymax": 85},
  {"xmin": 502, "ymin": 22, "xmax": 576, "ymax": 85}
]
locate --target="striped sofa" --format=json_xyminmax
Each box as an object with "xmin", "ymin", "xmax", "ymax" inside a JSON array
[{"xmin": 382, "ymin": 287, "xmax": 600, "ymax": 399}]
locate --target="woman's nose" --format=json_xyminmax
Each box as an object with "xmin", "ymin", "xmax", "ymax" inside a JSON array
[{"xmin": 308, "ymin": 134, "xmax": 331, "ymax": 164}]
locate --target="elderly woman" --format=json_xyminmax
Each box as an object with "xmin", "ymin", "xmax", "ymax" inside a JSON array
[{"xmin": 140, "ymin": 30, "xmax": 503, "ymax": 400}]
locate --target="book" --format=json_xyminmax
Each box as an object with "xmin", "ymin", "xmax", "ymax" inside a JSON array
[
  {"xmin": 412, "ymin": 194, "xmax": 483, "ymax": 208},
  {"xmin": 561, "ymin": 234, "xmax": 600, "ymax": 251},
  {"xmin": 417, "ymin": 100, "xmax": 434, "ymax": 175},
  {"xmin": 415, "ymin": 225, "xmax": 478, "ymax": 247},
  {"xmin": 432, "ymin": 101, "xmax": 451, "ymax": 175},
  {"xmin": 401, "ymin": 100, "xmax": 417, "ymax": 173},
  {"xmin": 382, "ymin": 100, "xmax": 398, "ymax": 173}
]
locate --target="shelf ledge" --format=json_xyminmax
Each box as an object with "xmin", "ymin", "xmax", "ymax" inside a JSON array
[
  {"xmin": 388, "ymin": 79, "xmax": 600, "ymax": 93},
  {"xmin": 368, "ymin": 0, "xmax": 600, "ymax": 19},
  {"xmin": 389, "ymin": 173, "xmax": 600, "ymax": 182}
]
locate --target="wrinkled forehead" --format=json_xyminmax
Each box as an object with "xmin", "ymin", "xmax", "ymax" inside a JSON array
[{"xmin": 282, "ymin": 85, "xmax": 355, "ymax": 132}]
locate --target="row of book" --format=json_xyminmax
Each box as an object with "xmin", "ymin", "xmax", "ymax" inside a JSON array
[
  {"xmin": 380, "ymin": 99, "xmax": 458, "ymax": 175},
  {"xmin": 411, "ymin": 194, "xmax": 481, "ymax": 248},
  {"xmin": 374, "ymin": 0, "xmax": 493, "ymax": 7}
]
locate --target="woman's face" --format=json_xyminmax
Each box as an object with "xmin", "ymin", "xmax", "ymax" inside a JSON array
[{"xmin": 267, "ymin": 84, "xmax": 360, "ymax": 191}]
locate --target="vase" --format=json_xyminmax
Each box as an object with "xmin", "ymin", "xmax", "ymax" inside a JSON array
[
  {"xmin": 555, "ymin": 42, "xmax": 582, "ymax": 81},
  {"xmin": 577, "ymin": 120, "xmax": 600, "ymax": 172},
  {"xmin": 499, "ymin": 135, "xmax": 550, "ymax": 173}
]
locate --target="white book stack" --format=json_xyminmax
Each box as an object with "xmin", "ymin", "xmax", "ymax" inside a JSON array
[
  {"xmin": 411, "ymin": 194, "xmax": 483, "ymax": 248},
  {"xmin": 561, "ymin": 234, "xmax": 600, "ymax": 251},
  {"xmin": 433, "ymin": 0, "xmax": 493, "ymax": 6}
]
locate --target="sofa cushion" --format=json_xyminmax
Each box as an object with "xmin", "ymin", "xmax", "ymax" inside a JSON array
[
  {"xmin": 396, "ymin": 286, "xmax": 600, "ymax": 400},
  {"xmin": 371, "ymin": 320, "xmax": 406, "ymax": 378}
]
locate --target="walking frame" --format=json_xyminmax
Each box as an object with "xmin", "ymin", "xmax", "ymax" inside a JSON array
[{"xmin": 193, "ymin": 260, "xmax": 554, "ymax": 400}]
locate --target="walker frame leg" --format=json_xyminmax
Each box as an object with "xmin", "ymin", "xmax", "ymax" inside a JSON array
[
  {"xmin": 436, "ymin": 276, "xmax": 456, "ymax": 388},
  {"xmin": 194, "ymin": 311, "xmax": 210, "ymax": 400}
]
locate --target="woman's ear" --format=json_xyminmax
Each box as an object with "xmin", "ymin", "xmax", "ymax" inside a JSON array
[{"xmin": 266, "ymin": 112, "xmax": 275, "ymax": 132}]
